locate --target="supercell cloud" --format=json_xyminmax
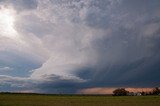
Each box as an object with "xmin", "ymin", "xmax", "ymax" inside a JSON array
[{"xmin": 0, "ymin": 0, "xmax": 160, "ymax": 93}]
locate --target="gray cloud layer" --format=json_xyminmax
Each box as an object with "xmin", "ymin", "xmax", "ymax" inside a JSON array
[{"xmin": 0, "ymin": 0, "xmax": 160, "ymax": 93}]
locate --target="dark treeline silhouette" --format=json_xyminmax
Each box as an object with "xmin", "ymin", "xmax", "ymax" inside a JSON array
[
  {"xmin": 113, "ymin": 87, "xmax": 160, "ymax": 96},
  {"xmin": 113, "ymin": 88, "xmax": 129, "ymax": 96}
]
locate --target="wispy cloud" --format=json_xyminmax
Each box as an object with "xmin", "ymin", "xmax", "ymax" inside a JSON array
[{"xmin": 0, "ymin": 66, "xmax": 12, "ymax": 72}]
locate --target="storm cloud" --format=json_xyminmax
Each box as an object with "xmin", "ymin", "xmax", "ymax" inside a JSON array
[{"xmin": 0, "ymin": 0, "xmax": 160, "ymax": 93}]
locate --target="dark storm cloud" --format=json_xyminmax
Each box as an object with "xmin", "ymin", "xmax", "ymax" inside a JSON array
[
  {"xmin": 0, "ymin": 0, "xmax": 160, "ymax": 93},
  {"xmin": 35, "ymin": 75, "xmax": 82, "ymax": 94},
  {"xmin": 26, "ymin": 0, "xmax": 160, "ymax": 92}
]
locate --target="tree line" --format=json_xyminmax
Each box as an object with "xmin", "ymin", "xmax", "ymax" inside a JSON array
[{"xmin": 113, "ymin": 87, "xmax": 160, "ymax": 96}]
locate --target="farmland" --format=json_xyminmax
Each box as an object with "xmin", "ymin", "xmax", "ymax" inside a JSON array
[{"xmin": 0, "ymin": 93, "xmax": 160, "ymax": 106}]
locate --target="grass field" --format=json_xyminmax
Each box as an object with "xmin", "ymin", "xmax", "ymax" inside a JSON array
[{"xmin": 0, "ymin": 94, "xmax": 160, "ymax": 106}]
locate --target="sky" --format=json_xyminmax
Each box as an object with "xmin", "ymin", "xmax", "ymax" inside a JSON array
[{"xmin": 0, "ymin": 0, "xmax": 160, "ymax": 94}]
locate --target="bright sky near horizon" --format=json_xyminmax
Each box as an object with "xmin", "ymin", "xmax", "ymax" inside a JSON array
[{"xmin": 0, "ymin": 0, "xmax": 160, "ymax": 94}]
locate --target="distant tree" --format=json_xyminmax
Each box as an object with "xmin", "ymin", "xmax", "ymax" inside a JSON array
[
  {"xmin": 152, "ymin": 87, "xmax": 160, "ymax": 95},
  {"xmin": 141, "ymin": 91, "xmax": 146, "ymax": 96},
  {"xmin": 147, "ymin": 91, "xmax": 153, "ymax": 95},
  {"xmin": 113, "ymin": 88, "xmax": 129, "ymax": 96}
]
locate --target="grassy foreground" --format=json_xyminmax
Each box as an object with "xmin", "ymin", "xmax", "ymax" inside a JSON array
[{"xmin": 0, "ymin": 94, "xmax": 160, "ymax": 106}]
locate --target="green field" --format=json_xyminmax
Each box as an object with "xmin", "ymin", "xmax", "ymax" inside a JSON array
[{"xmin": 0, "ymin": 94, "xmax": 160, "ymax": 106}]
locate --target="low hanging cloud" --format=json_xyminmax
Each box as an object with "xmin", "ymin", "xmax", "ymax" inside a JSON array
[{"xmin": 0, "ymin": 0, "xmax": 160, "ymax": 93}]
